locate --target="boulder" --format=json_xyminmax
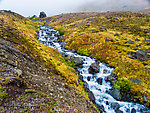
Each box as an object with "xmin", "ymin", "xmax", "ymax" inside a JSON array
[
  {"xmin": 87, "ymin": 76, "xmax": 91, "ymax": 81},
  {"xmin": 110, "ymin": 89, "xmax": 122, "ymax": 100},
  {"xmin": 39, "ymin": 11, "xmax": 47, "ymax": 18},
  {"xmin": 111, "ymin": 102, "xmax": 120, "ymax": 110},
  {"xmin": 131, "ymin": 108, "xmax": 136, "ymax": 113},
  {"xmin": 114, "ymin": 33, "xmax": 119, "ymax": 36},
  {"xmin": 71, "ymin": 56, "xmax": 83, "ymax": 66},
  {"xmin": 115, "ymin": 110, "xmax": 123, "ymax": 113},
  {"xmin": 97, "ymin": 78, "xmax": 103, "ymax": 85},
  {"xmin": 129, "ymin": 50, "xmax": 149, "ymax": 61},
  {"xmin": 88, "ymin": 62, "xmax": 100, "ymax": 74},
  {"xmin": 103, "ymin": 69, "xmax": 108, "ymax": 74},
  {"xmin": 127, "ymin": 40, "xmax": 134, "ymax": 44},
  {"xmin": 100, "ymin": 26, "xmax": 106, "ymax": 31},
  {"xmin": 136, "ymin": 50, "xmax": 148, "ymax": 61},
  {"xmin": 88, "ymin": 91, "xmax": 95, "ymax": 102},
  {"xmin": 105, "ymin": 38, "xmax": 113, "ymax": 42},
  {"xmin": 129, "ymin": 78, "xmax": 142, "ymax": 85}
]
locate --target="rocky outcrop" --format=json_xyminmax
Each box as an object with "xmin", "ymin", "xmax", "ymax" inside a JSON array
[
  {"xmin": 129, "ymin": 50, "xmax": 150, "ymax": 61},
  {"xmin": 39, "ymin": 11, "xmax": 47, "ymax": 18},
  {"xmin": 88, "ymin": 62, "xmax": 100, "ymax": 74}
]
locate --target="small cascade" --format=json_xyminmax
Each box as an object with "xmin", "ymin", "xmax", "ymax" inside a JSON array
[{"xmin": 38, "ymin": 26, "xmax": 149, "ymax": 113}]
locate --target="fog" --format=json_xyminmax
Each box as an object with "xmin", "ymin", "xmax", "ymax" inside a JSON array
[{"xmin": 0, "ymin": 0, "xmax": 150, "ymax": 17}]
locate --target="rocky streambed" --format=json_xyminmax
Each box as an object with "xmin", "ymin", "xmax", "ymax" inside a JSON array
[{"xmin": 38, "ymin": 25, "xmax": 150, "ymax": 113}]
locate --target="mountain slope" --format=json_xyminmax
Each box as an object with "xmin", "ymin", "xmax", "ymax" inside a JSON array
[
  {"xmin": 0, "ymin": 10, "xmax": 99, "ymax": 112},
  {"xmin": 42, "ymin": 12, "xmax": 150, "ymax": 107}
]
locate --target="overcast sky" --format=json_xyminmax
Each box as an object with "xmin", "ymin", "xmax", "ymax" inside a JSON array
[{"xmin": 0, "ymin": 0, "xmax": 150, "ymax": 17}]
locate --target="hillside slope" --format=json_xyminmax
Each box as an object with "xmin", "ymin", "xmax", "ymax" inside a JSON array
[
  {"xmin": 0, "ymin": 10, "xmax": 99, "ymax": 112},
  {"xmin": 42, "ymin": 12, "xmax": 150, "ymax": 107}
]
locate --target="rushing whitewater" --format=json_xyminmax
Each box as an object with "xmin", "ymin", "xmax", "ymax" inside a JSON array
[{"xmin": 38, "ymin": 26, "xmax": 149, "ymax": 113}]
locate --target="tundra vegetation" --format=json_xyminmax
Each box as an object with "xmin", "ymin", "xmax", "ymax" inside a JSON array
[{"xmin": 41, "ymin": 12, "xmax": 150, "ymax": 107}]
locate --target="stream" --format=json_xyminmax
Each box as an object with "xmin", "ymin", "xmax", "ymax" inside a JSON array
[{"xmin": 38, "ymin": 25, "xmax": 149, "ymax": 113}]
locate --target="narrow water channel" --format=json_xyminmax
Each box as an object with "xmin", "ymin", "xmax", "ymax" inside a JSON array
[{"xmin": 38, "ymin": 25, "xmax": 149, "ymax": 113}]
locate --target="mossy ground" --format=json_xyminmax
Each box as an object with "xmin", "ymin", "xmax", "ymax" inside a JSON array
[{"xmin": 43, "ymin": 12, "xmax": 150, "ymax": 107}]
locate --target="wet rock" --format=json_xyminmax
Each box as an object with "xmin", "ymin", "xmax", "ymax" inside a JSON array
[
  {"xmin": 111, "ymin": 102, "xmax": 120, "ymax": 110},
  {"xmin": 83, "ymin": 81, "xmax": 90, "ymax": 92},
  {"xmin": 105, "ymin": 38, "xmax": 113, "ymax": 42},
  {"xmin": 115, "ymin": 110, "xmax": 123, "ymax": 113},
  {"xmin": 88, "ymin": 91, "xmax": 95, "ymax": 103},
  {"xmin": 131, "ymin": 108, "xmax": 136, "ymax": 113},
  {"xmin": 106, "ymin": 101, "xmax": 109, "ymax": 105},
  {"xmin": 129, "ymin": 78, "xmax": 142, "ymax": 85},
  {"xmin": 87, "ymin": 76, "xmax": 91, "ymax": 81},
  {"xmin": 39, "ymin": 11, "xmax": 47, "ymax": 18},
  {"xmin": 79, "ymin": 75, "xmax": 84, "ymax": 82},
  {"xmin": 71, "ymin": 56, "xmax": 83, "ymax": 66},
  {"xmin": 97, "ymin": 78, "xmax": 103, "ymax": 85},
  {"xmin": 103, "ymin": 69, "xmax": 108, "ymax": 74},
  {"xmin": 88, "ymin": 62, "xmax": 100, "ymax": 74},
  {"xmin": 114, "ymin": 33, "xmax": 119, "ymax": 36},
  {"xmin": 110, "ymin": 89, "xmax": 122, "ymax": 100},
  {"xmin": 143, "ymin": 95, "xmax": 148, "ymax": 103},
  {"xmin": 127, "ymin": 40, "xmax": 134, "ymax": 44}
]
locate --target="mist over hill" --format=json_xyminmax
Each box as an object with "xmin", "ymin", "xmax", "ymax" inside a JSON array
[
  {"xmin": 0, "ymin": 0, "xmax": 150, "ymax": 16},
  {"xmin": 77, "ymin": 0, "xmax": 150, "ymax": 12}
]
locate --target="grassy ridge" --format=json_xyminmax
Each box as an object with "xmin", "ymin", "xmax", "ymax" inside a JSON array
[
  {"xmin": 0, "ymin": 10, "xmax": 79, "ymax": 86},
  {"xmin": 45, "ymin": 12, "xmax": 150, "ymax": 106}
]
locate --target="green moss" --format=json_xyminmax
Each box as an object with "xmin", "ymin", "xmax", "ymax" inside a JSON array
[
  {"xmin": 113, "ymin": 79, "xmax": 132, "ymax": 91},
  {"xmin": 56, "ymin": 27, "xmax": 65, "ymax": 35},
  {"xmin": 0, "ymin": 86, "xmax": 8, "ymax": 105},
  {"xmin": 77, "ymin": 48, "xmax": 89, "ymax": 56}
]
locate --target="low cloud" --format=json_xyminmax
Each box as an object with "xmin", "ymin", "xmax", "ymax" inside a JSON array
[
  {"xmin": 0, "ymin": 0, "xmax": 150, "ymax": 16},
  {"xmin": 77, "ymin": 0, "xmax": 150, "ymax": 12}
]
